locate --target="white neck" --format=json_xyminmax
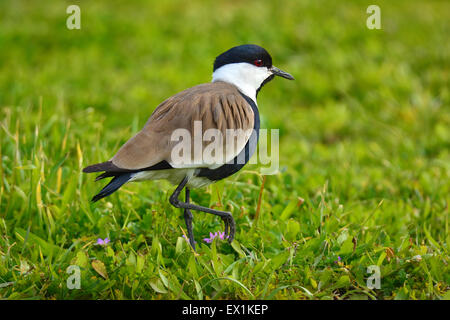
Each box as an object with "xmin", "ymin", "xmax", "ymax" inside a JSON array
[{"xmin": 211, "ymin": 63, "xmax": 272, "ymax": 103}]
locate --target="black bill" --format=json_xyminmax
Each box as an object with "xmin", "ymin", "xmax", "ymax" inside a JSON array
[{"xmin": 270, "ymin": 66, "xmax": 294, "ymax": 80}]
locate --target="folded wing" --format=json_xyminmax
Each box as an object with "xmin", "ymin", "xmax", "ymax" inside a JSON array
[{"xmin": 110, "ymin": 81, "xmax": 255, "ymax": 171}]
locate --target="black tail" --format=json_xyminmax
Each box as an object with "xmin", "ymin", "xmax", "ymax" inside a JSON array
[{"xmin": 91, "ymin": 173, "xmax": 133, "ymax": 202}]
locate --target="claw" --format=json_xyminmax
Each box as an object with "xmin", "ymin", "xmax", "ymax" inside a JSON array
[
  {"xmin": 231, "ymin": 224, "xmax": 235, "ymax": 242},
  {"xmin": 228, "ymin": 216, "xmax": 236, "ymax": 243},
  {"xmin": 222, "ymin": 214, "xmax": 235, "ymax": 243},
  {"xmin": 223, "ymin": 218, "xmax": 229, "ymax": 238}
]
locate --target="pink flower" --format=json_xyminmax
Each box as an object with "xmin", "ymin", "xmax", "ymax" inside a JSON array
[
  {"xmin": 203, "ymin": 231, "xmax": 229, "ymax": 243},
  {"xmin": 96, "ymin": 238, "xmax": 110, "ymax": 246}
]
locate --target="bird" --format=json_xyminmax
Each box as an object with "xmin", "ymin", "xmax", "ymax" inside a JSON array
[{"xmin": 83, "ymin": 44, "xmax": 294, "ymax": 251}]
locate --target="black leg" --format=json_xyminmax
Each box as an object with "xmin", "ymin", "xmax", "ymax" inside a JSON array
[
  {"xmin": 169, "ymin": 176, "xmax": 235, "ymax": 243},
  {"xmin": 184, "ymin": 187, "xmax": 196, "ymax": 251}
]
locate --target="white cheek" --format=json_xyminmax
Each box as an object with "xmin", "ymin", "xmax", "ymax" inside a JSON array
[
  {"xmin": 212, "ymin": 63, "xmax": 271, "ymax": 103},
  {"xmin": 244, "ymin": 66, "xmax": 271, "ymax": 85}
]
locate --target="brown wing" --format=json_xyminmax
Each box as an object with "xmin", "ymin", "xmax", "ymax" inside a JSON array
[{"xmin": 110, "ymin": 81, "xmax": 254, "ymax": 170}]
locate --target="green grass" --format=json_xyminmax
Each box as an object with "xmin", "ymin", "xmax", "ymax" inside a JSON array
[{"xmin": 0, "ymin": 0, "xmax": 449, "ymax": 300}]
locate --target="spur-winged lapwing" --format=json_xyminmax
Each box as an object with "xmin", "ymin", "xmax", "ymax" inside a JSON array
[{"xmin": 83, "ymin": 44, "xmax": 294, "ymax": 250}]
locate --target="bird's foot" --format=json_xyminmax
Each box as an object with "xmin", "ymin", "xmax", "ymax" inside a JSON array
[{"xmin": 221, "ymin": 212, "xmax": 236, "ymax": 243}]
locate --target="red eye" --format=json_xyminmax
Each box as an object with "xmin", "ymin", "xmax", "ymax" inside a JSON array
[{"xmin": 253, "ymin": 59, "xmax": 263, "ymax": 67}]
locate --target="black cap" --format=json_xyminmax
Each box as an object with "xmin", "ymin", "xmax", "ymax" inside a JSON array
[{"xmin": 213, "ymin": 44, "xmax": 272, "ymax": 71}]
